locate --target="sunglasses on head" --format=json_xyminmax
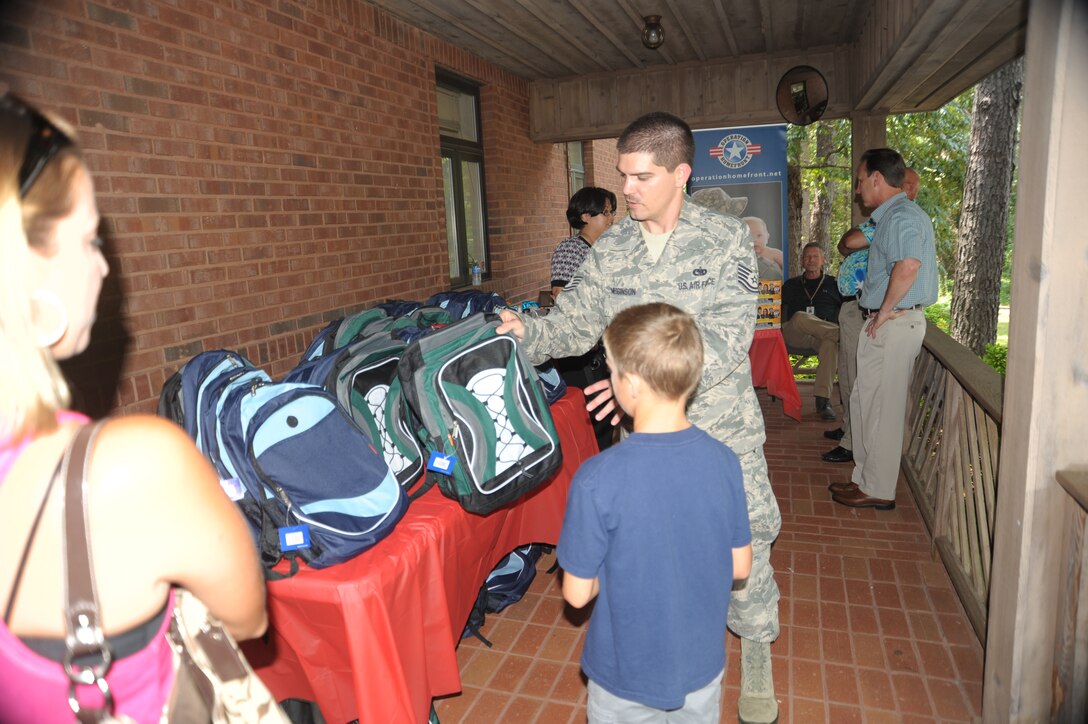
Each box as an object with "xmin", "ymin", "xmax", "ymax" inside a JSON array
[{"xmin": 1, "ymin": 93, "xmax": 74, "ymax": 198}]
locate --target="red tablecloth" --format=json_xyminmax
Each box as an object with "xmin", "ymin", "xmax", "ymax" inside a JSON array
[
  {"xmin": 242, "ymin": 388, "xmax": 598, "ymax": 723},
  {"xmin": 749, "ymin": 328, "xmax": 802, "ymax": 420}
]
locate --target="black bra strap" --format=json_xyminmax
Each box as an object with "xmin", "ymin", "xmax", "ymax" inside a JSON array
[{"xmin": 4, "ymin": 455, "xmax": 64, "ymax": 625}]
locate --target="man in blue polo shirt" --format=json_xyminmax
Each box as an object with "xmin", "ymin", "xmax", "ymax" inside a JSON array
[{"xmin": 829, "ymin": 150, "xmax": 937, "ymax": 509}]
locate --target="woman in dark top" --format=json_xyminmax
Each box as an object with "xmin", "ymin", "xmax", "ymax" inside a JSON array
[{"xmin": 550, "ymin": 186, "xmax": 617, "ymax": 299}]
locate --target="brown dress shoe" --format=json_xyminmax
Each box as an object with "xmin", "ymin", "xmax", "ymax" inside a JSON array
[
  {"xmin": 831, "ymin": 486, "xmax": 895, "ymax": 510},
  {"xmin": 827, "ymin": 481, "xmax": 857, "ymax": 494}
]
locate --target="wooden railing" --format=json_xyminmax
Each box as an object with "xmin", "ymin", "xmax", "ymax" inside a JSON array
[
  {"xmin": 1053, "ymin": 468, "xmax": 1088, "ymax": 723},
  {"xmin": 902, "ymin": 322, "xmax": 1003, "ymax": 643}
]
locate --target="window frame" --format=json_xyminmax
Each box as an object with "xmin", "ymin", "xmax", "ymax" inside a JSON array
[
  {"xmin": 437, "ymin": 70, "xmax": 490, "ymax": 287},
  {"xmin": 567, "ymin": 141, "xmax": 585, "ymax": 196}
]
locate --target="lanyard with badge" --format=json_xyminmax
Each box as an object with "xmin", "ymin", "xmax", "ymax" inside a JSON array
[{"xmin": 804, "ymin": 275, "xmax": 825, "ymax": 315}]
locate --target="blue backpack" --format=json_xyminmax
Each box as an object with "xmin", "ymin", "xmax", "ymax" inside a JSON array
[
  {"xmin": 462, "ymin": 544, "xmax": 548, "ymax": 645},
  {"xmin": 485, "ymin": 544, "xmax": 545, "ymax": 612},
  {"xmin": 218, "ymin": 380, "xmax": 408, "ymax": 575},
  {"xmin": 299, "ymin": 318, "xmax": 342, "ymax": 363},
  {"xmin": 286, "ymin": 334, "xmax": 426, "ymax": 493},
  {"xmin": 160, "ymin": 351, "xmax": 408, "ymax": 577},
  {"xmin": 424, "ymin": 290, "xmax": 506, "ymax": 320},
  {"xmin": 156, "ymin": 350, "xmax": 268, "ymax": 452}
]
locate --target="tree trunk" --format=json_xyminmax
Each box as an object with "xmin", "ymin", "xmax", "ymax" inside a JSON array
[
  {"xmin": 787, "ymin": 164, "xmax": 803, "ymax": 277},
  {"xmin": 807, "ymin": 122, "xmax": 834, "ymax": 257},
  {"xmin": 950, "ymin": 58, "xmax": 1023, "ymax": 356}
]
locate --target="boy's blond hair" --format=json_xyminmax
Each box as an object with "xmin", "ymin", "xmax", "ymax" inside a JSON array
[{"xmin": 602, "ymin": 303, "xmax": 703, "ymax": 401}]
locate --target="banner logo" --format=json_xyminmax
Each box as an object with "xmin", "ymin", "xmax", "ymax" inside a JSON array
[{"xmin": 709, "ymin": 133, "xmax": 762, "ymax": 169}]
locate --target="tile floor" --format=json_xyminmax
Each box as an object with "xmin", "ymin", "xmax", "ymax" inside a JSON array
[{"xmin": 433, "ymin": 387, "xmax": 985, "ymax": 723}]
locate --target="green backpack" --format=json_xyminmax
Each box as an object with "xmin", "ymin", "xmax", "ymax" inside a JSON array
[{"xmin": 397, "ymin": 313, "xmax": 562, "ymax": 515}]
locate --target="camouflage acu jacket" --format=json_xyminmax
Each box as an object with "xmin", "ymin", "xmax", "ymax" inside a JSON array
[{"xmin": 522, "ymin": 197, "xmax": 767, "ymax": 454}]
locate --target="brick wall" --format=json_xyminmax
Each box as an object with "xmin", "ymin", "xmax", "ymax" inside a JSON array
[
  {"xmin": 1, "ymin": 0, "xmax": 569, "ymax": 415},
  {"xmin": 585, "ymin": 137, "xmax": 625, "ymax": 217}
]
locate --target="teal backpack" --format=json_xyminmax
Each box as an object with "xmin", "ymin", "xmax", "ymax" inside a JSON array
[{"xmin": 397, "ymin": 313, "xmax": 562, "ymax": 514}]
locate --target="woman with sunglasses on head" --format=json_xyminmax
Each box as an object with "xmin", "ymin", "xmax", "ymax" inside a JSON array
[{"xmin": 0, "ymin": 95, "xmax": 267, "ymax": 722}]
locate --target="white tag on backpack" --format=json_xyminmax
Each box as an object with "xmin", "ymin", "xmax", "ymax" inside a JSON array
[
  {"xmin": 219, "ymin": 477, "xmax": 245, "ymax": 502},
  {"xmin": 279, "ymin": 525, "xmax": 311, "ymax": 552},
  {"xmin": 427, "ymin": 450, "xmax": 456, "ymax": 475}
]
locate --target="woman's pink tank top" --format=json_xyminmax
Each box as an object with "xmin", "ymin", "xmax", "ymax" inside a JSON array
[{"xmin": 0, "ymin": 412, "xmax": 176, "ymax": 723}]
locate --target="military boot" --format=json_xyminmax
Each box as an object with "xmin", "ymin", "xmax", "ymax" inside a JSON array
[{"xmin": 738, "ymin": 638, "xmax": 778, "ymax": 724}]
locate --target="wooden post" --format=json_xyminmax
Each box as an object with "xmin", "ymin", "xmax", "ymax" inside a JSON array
[
  {"xmin": 849, "ymin": 113, "xmax": 886, "ymax": 225},
  {"xmin": 984, "ymin": 0, "xmax": 1088, "ymax": 719}
]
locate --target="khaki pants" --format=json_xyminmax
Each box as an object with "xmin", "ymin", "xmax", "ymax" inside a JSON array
[
  {"xmin": 849, "ymin": 310, "xmax": 925, "ymax": 500},
  {"xmin": 836, "ymin": 301, "xmax": 863, "ymax": 449},
  {"xmin": 781, "ymin": 312, "xmax": 839, "ymax": 399}
]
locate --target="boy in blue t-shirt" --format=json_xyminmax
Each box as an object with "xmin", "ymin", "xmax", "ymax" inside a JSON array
[{"xmin": 558, "ymin": 302, "xmax": 753, "ymax": 722}]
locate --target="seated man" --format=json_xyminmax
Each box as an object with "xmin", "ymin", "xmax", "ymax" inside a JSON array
[{"xmin": 781, "ymin": 242, "xmax": 843, "ymax": 420}]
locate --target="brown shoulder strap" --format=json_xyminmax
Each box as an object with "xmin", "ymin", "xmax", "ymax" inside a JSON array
[
  {"xmin": 59, "ymin": 422, "xmax": 117, "ymax": 721},
  {"xmin": 62, "ymin": 423, "xmax": 104, "ymax": 659}
]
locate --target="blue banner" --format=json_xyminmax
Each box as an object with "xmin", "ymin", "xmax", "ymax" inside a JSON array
[{"xmin": 690, "ymin": 124, "xmax": 789, "ymax": 282}]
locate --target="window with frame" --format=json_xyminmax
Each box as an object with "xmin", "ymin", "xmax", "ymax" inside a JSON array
[
  {"xmin": 437, "ymin": 72, "xmax": 489, "ymax": 285},
  {"xmin": 568, "ymin": 141, "xmax": 585, "ymax": 195}
]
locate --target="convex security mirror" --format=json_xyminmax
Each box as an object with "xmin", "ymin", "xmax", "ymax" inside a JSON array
[{"xmin": 776, "ymin": 65, "xmax": 828, "ymax": 126}]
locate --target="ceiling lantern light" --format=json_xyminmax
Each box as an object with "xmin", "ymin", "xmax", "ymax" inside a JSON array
[{"xmin": 641, "ymin": 15, "xmax": 665, "ymax": 50}]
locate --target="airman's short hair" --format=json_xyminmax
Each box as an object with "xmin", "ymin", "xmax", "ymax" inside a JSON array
[{"xmin": 616, "ymin": 112, "xmax": 695, "ymax": 172}]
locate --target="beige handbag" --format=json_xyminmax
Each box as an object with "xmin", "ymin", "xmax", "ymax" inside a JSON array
[{"xmin": 60, "ymin": 422, "xmax": 289, "ymax": 723}]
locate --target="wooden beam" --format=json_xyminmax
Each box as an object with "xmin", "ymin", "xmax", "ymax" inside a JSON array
[
  {"xmin": 529, "ymin": 43, "xmax": 848, "ymax": 142},
  {"xmin": 711, "ymin": 0, "xmax": 739, "ymax": 56},
  {"xmin": 984, "ymin": 0, "xmax": 1088, "ymax": 718},
  {"xmin": 569, "ymin": 0, "xmax": 646, "ymax": 69},
  {"xmin": 1056, "ymin": 469, "xmax": 1088, "ymax": 514},
  {"xmin": 904, "ymin": 11, "xmax": 1026, "ymax": 111},
  {"xmin": 853, "ymin": 0, "xmax": 1025, "ymax": 114},
  {"xmin": 369, "ymin": 0, "xmax": 541, "ymax": 78},
  {"xmin": 461, "ymin": 0, "xmax": 583, "ymax": 75},
  {"xmin": 852, "ymin": 0, "xmax": 967, "ymax": 111},
  {"xmin": 757, "ymin": 0, "xmax": 773, "ymax": 53},
  {"xmin": 512, "ymin": 0, "xmax": 615, "ymax": 73},
  {"xmin": 667, "ymin": 0, "xmax": 707, "ymax": 62}
]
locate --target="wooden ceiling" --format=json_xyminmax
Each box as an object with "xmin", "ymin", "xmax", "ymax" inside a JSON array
[
  {"xmin": 366, "ymin": 0, "xmax": 1028, "ymax": 140},
  {"xmin": 367, "ymin": 0, "xmax": 872, "ymax": 80}
]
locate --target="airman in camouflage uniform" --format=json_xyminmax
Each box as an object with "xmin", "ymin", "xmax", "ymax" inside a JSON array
[{"xmin": 499, "ymin": 112, "xmax": 781, "ymax": 724}]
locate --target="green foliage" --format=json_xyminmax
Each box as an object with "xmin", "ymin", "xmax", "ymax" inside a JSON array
[
  {"xmin": 983, "ymin": 343, "xmax": 1007, "ymax": 375},
  {"xmin": 1001, "ymin": 244, "xmax": 1013, "ymax": 306},
  {"xmin": 924, "ymin": 300, "xmax": 951, "ymax": 332},
  {"xmin": 887, "ymin": 89, "xmax": 975, "ymax": 292},
  {"xmin": 787, "ymin": 93, "xmax": 976, "ymax": 288},
  {"xmin": 1001, "ymin": 169, "xmax": 1017, "ymax": 305},
  {"xmin": 787, "ymin": 119, "xmax": 853, "ymax": 253}
]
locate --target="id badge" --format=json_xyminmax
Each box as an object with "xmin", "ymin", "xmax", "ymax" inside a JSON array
[
  {"xmin": 279, "ymin": 525, "xmax": 311, "ymax": 552},
  {"xmin": 805, "ymin": 305, "xmax": 815, "ymax": 315},
  {"xmin": 427, "ymin": 450, "xmax": 457, "ymax": 475}
]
